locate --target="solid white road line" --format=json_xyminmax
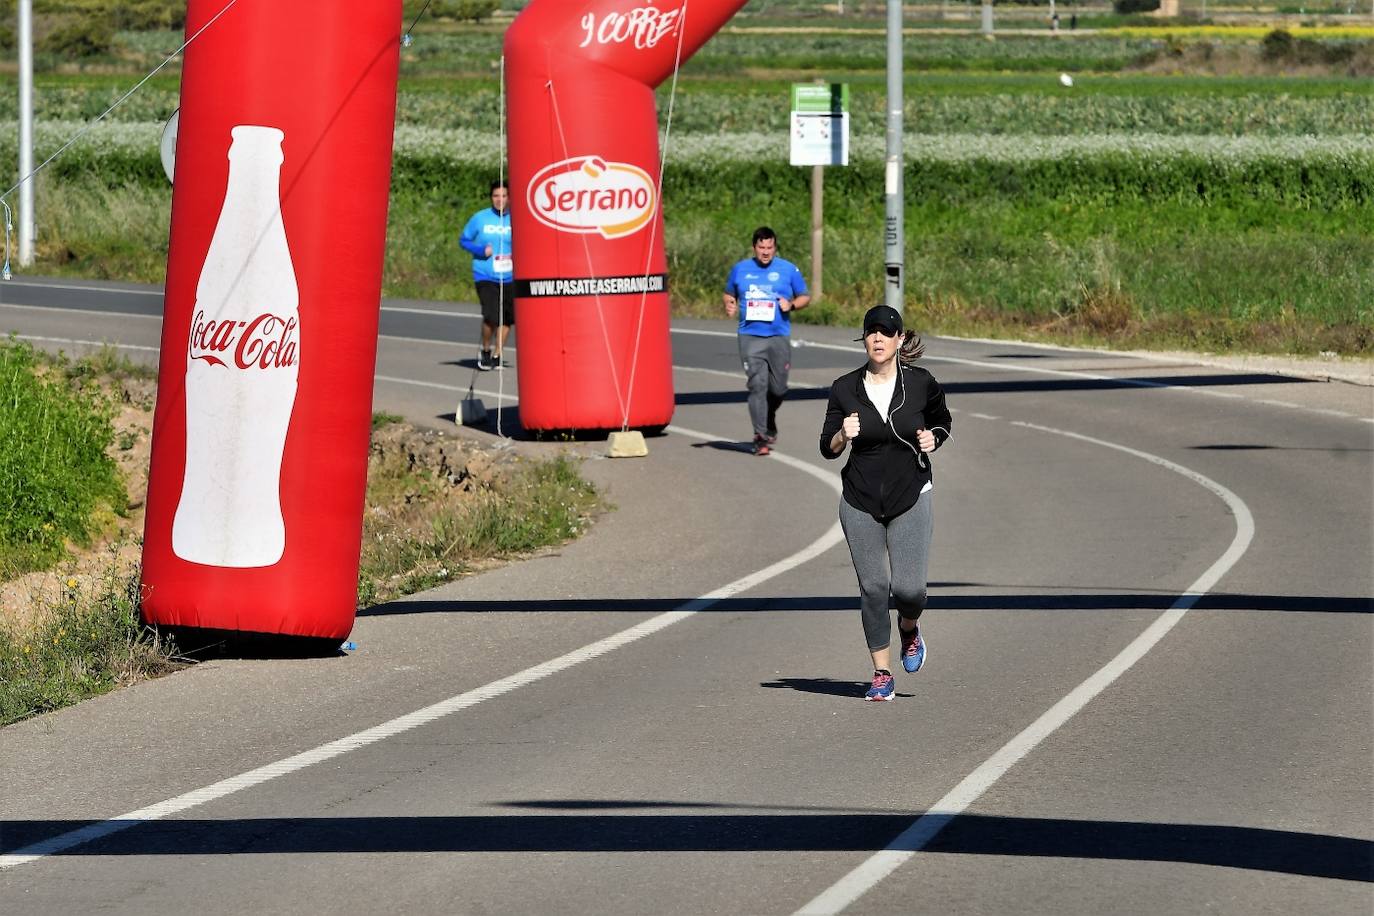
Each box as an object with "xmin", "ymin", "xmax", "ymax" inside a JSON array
[
  {"xmin": 12, "ymin": 334, "xmax": 158, "ymax": 352},
  {"xmin": 381, "ymin": 304, "xmax": 479, "ymax": 317},
  {"xmin": 0, "ymin": 288, "xmax": 474, "ymax": 314},
  {"xmin": 0, "ymin": 427, "xmax": 842, "ymax": 871},
  {"xmin": 374, "ymin": 375, "xmax": 518, "ymax": 404},
  {"xmin": 793, "ymin": 417, "xmax": 1255, "ymax": 915},
  {"xmin": 0, "ymin": 280, "xmax": 162, "ymax": 295},
  {"xmin": 678, "ymin": 364, "xmax": 744, "ymax": 380},
  {"xmin": 0, "ymin": 302, "xmax": 152, "ymax": 318}
]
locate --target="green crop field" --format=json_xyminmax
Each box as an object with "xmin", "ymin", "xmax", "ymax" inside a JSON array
[{"xmin": 2, "ymin": 14, "xmax": 1371, "ymax": 355}]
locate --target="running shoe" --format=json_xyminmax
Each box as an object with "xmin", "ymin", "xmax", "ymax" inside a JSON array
[
  {"xmin": 764, "ymin": 428, "xmax": 778, "ymax": 445},
  {"xmin": 492, "ymin": 353, "xmax": 503, "ymax": 371},
  {"xmin": 477, "ymin": 350, "xmax": 493, "ymax": 371},
  {"xmin": 864, "ymin": 670, "xmax": 895, "ymax": 702},
  {"xmin": 899, "ymin": 623, "xmax": 926, "ymax": 674},
  {"xmin": 752, "ymin": 435, "xmax": 771, "ymax": 456}
]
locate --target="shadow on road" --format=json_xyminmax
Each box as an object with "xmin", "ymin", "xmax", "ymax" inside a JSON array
[
  {"xmin": 676, "ymin": 372, "xmax": 1312, "ymax": 406},
  {"xmin": 1192, "ymin": 443, "xmax": 1373, "ymax": 453},
  {"xmin": 940, "ymin": 372, "xmax": 1313, "ymax": 395},
  {"xmin": 430, "ymin": 408, "xmax": 669, "ymax": 443},
  {"xmin": 6, "ymin": 814, "xmax": 1368, "ymax": 882},
  {"xmin": 359, "ymin": 595, "xmax": 856, "ymax": 617},
  {"xmin": 358, "ymin": 592, "xmax": 1371, "ymax": 618},
  {"xmin": 675, "ymin": 388, "xmax": 829, "ymax": 406},
  {"xmin": 760, "ymin": 676, "xmax": 914, "ymax": 700},
  {"xmin": 429, "ymin": 369, "xmax": 1316, "ymax": 429},
  {"xmin": 690, "ymin": 439, "xmax": 756, "ymax": 454}
]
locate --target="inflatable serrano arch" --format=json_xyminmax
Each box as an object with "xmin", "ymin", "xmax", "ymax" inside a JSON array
[
  {"xmin": 505, "ymin": 0, "xmax": 748, "ymax": 432},
  {"xmin": 139, "ymin": 0, "xmax": 746, "ymax": 641}
]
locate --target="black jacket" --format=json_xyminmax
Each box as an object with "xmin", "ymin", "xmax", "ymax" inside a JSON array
[{"xmin": 819, "ymin": 363, "xmax": 952, "ymax": 520}]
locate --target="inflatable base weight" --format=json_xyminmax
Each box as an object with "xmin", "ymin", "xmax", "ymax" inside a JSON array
[{"xmin": 607, "ymin": 430, "xmax": 648, "ymax": 458}]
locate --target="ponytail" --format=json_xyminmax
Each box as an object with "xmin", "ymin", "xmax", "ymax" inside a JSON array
[{"xmin": 897, "ymin": 330, "xmax": 925, "ymax": 366}]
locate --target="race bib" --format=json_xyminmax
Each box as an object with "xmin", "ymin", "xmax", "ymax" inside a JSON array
[
  {"xmin": 492, "ymin": 253, "xmax": 513, "ymax": 276},
  {"xmin": 744, "ymin": 298, "xmax": 776, "ymax": 322}
]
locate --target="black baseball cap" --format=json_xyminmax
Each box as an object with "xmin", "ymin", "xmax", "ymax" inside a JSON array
[{"xmin": 856, "ymin": 304, "xmax": 903, "ymax": 340}]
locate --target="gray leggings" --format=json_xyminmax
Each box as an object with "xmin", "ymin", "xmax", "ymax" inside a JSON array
[
  {"xmin": 838, "ymin": 494, "xmax": 934, "ymax": 651},
  {"xmin": 738, "ymin": 334, "xmax": 790, "ymax": 437}
]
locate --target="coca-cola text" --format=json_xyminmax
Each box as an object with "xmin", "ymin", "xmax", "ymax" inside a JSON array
[{"xmin": 188, "ymin": 309, "xmax": 299, "ymax": 370}]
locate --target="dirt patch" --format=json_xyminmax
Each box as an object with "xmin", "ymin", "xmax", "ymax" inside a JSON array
[{"xmin": 0, "ymin": 382, "xmax": 573, "ymax": 635}]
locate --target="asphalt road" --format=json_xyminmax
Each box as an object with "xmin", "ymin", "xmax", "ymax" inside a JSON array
[{"xmin": 1, "ymin": 277, "xmax": 1371, "ymax": 915}]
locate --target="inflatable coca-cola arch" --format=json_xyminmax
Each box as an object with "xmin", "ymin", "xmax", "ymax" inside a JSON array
[{"xmin": 141, "ymin": 0, "xmax": 747, "ymax": 641}]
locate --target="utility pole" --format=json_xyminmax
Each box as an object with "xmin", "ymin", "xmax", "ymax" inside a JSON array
[
  {"xmin": 18, "ymin": 0, "xmax": 34, "ymax": 266},
  {"xmin": 811, "ymin": 164, "xmax": 823, "ymax": 301},
  {"xmin": 884, "ymin": 0, "xmax": 903, "ymax": 313}
]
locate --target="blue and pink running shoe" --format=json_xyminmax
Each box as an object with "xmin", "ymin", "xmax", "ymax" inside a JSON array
[
  {"xmin": 864, "ymin": 670, "xmax": 895, "ymax": 702},
  {"xmin": 900, "ymin": 623, "xmax": 927, "ymax": 674}
]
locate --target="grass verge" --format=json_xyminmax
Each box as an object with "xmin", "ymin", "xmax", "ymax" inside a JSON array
[
  {"xmin": 357, "ymin": 424, "xmax": 603, "ymax": 608},
  {"xmin": 0, "ymin": 547, "xmax": 181, "ymax": 727},
  {"xmin": 0, "ymin": 339, "xmax": 130, "ymax": 579},
  {"xmin": 1, "ymin": 381, "xmax": 604, "ymax": 726}
]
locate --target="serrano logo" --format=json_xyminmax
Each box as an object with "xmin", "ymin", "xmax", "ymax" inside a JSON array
[{"xmin": 528, "ymin": 156, "xmax": 657, "ymax": 240}]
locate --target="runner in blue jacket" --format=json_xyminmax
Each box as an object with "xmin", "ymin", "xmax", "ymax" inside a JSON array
[
  {"xmin": 723, "ymin": 226, "xmax": 810, "ymax": 455},
  {"xmin": 460, "ymin": 180, "xmax": 514, "ymax": 370}
]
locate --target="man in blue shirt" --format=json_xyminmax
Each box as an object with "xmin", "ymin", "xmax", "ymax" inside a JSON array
[
  {"xmin": 459, "ymin": 180, "xmax": 514, "ymax": 370},
  {"xmin": 724, "ymin": 226, "xmax": 811, "ymax": 456}
]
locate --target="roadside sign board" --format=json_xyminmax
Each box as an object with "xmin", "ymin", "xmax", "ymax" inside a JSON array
[{"xmin": 790, "ymin": 83, "xmax": 849, "ymax": 167}]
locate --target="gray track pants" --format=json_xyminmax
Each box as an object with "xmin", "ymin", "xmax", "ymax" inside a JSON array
[
  {"xmin": 838, "ymin": 493, "xmax": 934, "ymax": 651},
  {"xmin": 738, "ymin": 333, "xmax": 790, "ymax": 437}
]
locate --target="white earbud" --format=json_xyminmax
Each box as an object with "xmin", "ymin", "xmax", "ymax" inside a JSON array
[{"xmin": 890, "ymin": 369, "xmax": 928, "ymax": 470}]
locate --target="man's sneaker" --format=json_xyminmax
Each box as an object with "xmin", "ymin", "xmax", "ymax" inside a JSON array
[
  {"xmin": 751, "ymin": 435, "xmax": 771, "ymax": 456},
  {"xmin": 864, "ymin": 670, "xmax": 895, "ymax": 701},
  {"xmin": 477, "ymin": 350, "xmax": 493, "ymax": 371},
  {"xmin": 764, "ymin": 429, "xmax": 778, "ymax": 445},
  {"xmin": 492, "ymin": 353, "xmax": 503, "ymax": 371},
  {"xmin": 900, "ymin": 623, "xmax": 927, "ymax": 674}
]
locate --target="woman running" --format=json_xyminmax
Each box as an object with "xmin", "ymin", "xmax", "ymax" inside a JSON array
[{"xmin": 819, "ymin": 305, "xmax": 953, "ymax": 701}]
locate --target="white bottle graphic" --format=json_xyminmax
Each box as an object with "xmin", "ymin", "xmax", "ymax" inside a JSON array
[{"xmin": 172, "ymin": 125, "xmax": 300, "ymax": 567}]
